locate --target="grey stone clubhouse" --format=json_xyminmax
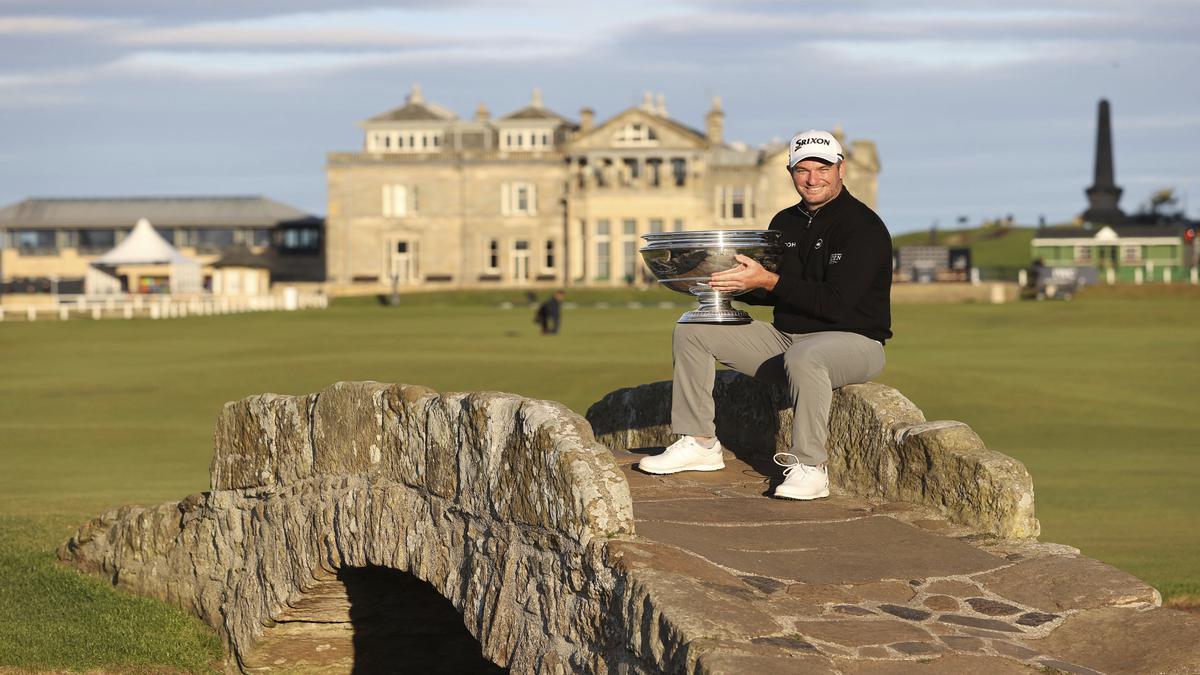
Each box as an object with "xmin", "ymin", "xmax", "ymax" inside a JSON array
[{"xmin": 325, "ymin": 86, "xmax": 881, "ymax": 292}]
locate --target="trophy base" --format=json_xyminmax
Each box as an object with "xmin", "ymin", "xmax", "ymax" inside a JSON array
[{"xmin": 677, "ymin": 288, "xmax": 752, "ymax": 324}]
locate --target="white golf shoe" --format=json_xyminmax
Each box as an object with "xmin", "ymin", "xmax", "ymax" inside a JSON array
[
  {"xmin": 772, "ymin": 452, "xmax": 830, "ymax": 500},
  {"xmin": 638, "ymin": 436, "xmax": 725, "ymax": 475}
]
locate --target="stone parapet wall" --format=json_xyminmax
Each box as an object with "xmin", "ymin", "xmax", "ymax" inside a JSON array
[
  {"xmin": 586, "ymin": 372, "xmax": 1039, "ymax": 539},
  {"xmin": 210, "ymin": 382, "xmax": 631, "ymax": 541}
]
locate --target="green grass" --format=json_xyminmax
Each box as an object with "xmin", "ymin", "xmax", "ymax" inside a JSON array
[
  {"xmin": 0, "ymin": 516, "xmax": 223, "ymax": 673},
  {"xmin": 337, "ymin": 285, "xmax": 683, "ymax": 308},
  {"xmin": 1, "ymin": 288, "xmax": 1198, "ymax": 669}
]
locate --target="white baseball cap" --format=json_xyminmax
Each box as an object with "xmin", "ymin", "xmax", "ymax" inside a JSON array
[{"xmin": 788, "ymin": 129, "xmax": 844, "ymax": 167}]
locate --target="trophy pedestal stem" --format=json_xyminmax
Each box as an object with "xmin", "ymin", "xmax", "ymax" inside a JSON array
[{"xmin": 678, "ymin": 287, "xmax": 751, "ymax": 324}]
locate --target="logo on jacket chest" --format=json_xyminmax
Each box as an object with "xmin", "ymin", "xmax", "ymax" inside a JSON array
[{"xmin": 814, "ymin": 238, "xmax": 824, "ymax": 250}]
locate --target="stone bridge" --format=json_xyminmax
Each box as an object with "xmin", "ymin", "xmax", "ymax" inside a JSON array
[{"xmin": 59, "ymin": 375, "xmax": 1200, "ymax": 674}]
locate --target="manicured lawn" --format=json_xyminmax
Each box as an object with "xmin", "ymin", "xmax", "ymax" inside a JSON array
[{"xmin": 1, "ymin": 287, "xmax": 1197, "ymax": 670}]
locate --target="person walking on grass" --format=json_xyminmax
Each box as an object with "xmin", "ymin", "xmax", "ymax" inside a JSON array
[
  {"xmin": 535, "ymin": 289, "xmax": 565, "ymax": 335},
  {"xmin": 638, "ymin": 130, "xmax": 893, "ymax": 500}
]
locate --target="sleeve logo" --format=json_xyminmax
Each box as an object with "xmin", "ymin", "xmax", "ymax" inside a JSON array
[{"xmin": 830, "ymin": 253, "xmax": 843, "ymax": 264}]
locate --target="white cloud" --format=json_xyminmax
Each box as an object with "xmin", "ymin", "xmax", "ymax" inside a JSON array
[
  {"xmin": 0, "ymin": 70, "xmax": 87, "ymax": 89},
  {"xmin": 107, "ymin": 50, "xmax": 402, "ymax": 77},
  {"xmin": 814, "ymin": 39, "xmax": 1097, "ymax": 71},
  {"xmin": 107, "ymin": 6, "xmax": 638, "ymax": 50},
  {"xmin": 1124, "ymin": 174, "xmax": 1200, "ymax": 185},
  {"xmin": 115, "ymin": 25, "xmax": 450, "ymax": 48},
  {"xmin": 1121, "ymin": 114, "xmax": 1200, "ymax": 131},
  {"xmin": 0, "ymin": 15, "xmax": 131, "ymax": 34}
]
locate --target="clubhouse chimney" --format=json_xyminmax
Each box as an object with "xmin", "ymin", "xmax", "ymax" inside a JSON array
[{"xmin": 705, "ymin": 96, "xmax": 724, "ymax": 145}]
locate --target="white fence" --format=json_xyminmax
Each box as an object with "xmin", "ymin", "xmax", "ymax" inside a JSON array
[{"xmin": 0, "ymin": 289, "xmax": 328, "ymax": 322}]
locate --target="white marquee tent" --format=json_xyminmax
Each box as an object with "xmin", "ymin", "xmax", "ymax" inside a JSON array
[{"xmin": 85, "ymin": 218, "xmax": 202, "ymax": 294}]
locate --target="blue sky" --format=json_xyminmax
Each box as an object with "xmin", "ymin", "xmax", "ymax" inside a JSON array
[{"xmin": 1, "ymin": 0, "xmax": 1197, "ymax": 233}]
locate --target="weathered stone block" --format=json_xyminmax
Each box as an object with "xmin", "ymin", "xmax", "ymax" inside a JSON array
[
  {"xmin": 974, "ymin": 554, "xmax": 1161, "ymax": 612},
  {"xmin": 826, "ymin": 382, "xmax": 926, "ymax": 499},
  {"xmin": 795, "ymin": 617, "xmax": 929, "ymax": 647},
  {"xmin": 211, "ymin": 393, "xmax": 315, "ymax": 490},
  {"xmin": 1032, "ymin": 606, "xmax": 1200, "ymax": 674},
  {"xmin": 892, "ymin": 421, "xmax": 1039, "ymax": 539},
  {"xmin": 834, "ymin": 653, "xmax": 1037, "ymax": 674},
  {"xmin": 312, "ymin": 381, "xmax": 391, "ymax": 477},
  {"xmin": 379, "ymin": 383, "xmax": 441, "ymax": 490}
]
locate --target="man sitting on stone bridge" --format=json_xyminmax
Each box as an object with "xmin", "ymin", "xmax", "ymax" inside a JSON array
[{"xmin": 638, "ymin": 129, "xmax": 893, "ymax": 500}]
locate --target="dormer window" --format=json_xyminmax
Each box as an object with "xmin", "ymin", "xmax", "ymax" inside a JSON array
[
  {"xmin": 367, "ymin": 129, "xmax": 444, "ymax": 153},
  {"xmin": 614, "ymin": 123, "xmax": 658, "ymax": 147},
  {"xmin": 503, "ymin": 129, "xmax": 554, "ymax": 151}
]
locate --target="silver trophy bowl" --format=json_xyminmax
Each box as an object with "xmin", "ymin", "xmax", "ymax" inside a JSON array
[{"xmin": 640, "ymin": 229, "xmax": 783, "ymax": 324}]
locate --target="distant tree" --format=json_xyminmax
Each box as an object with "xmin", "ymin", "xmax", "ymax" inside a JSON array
[
  {"xmin": 1146, "ymin": 188, "xmax": 1179, "ymax": 217},
  {"xmin": 1134, "ymin": 187, "xmax": 1185, "ymax": 225}
]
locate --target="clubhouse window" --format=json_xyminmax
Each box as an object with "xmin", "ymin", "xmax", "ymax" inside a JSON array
[
  {"xmin": 279, "ymin": 226, "xmax": 321, "ymax": 253},
  {"xmin": 544, "ymin": 240, "xmax": 555, "ymax": 269},
  {"xmin": 194, "ymin": 228, "xmax": 235, "ymax": 253},
  {"xmin": 594, "ymin": 219, "xmax": 611, "ymax": 280},
  {"xmin": 503, "ymin": 129, "xmax": 554, "ymax": 151},
  {"xmin": 372, "ymin": 130, "xmax": 442, "ymax": 153},
  {"xmin": 14, "ymin": 229, "xmax": 56, "ymax": 253},
  {"xmin": 251, "ymin": 228, "xmax": 271, "ymax": 247},
  {"xmin": 613, "ymin": 123, "xmax": 658, "ymax": 147},
  {"xmin": 78, "ymin": 229, "xmax": 116, "ymax": 253},
  {"xmin": 647, "ymin": 158, "xmax": 662, "ymax": 187},
  {"xmin": 486, "ymin": 239, "xmax": 499, "ymax": 270},
  {"xmin": 596, "ymin": 242, "xmax": 611, "ymax": 280},
  {"xmin": 622, "ymin": 158, "xmax": 640, "ymax": 184},
  {"xmin": 623, "ymin": 239, "xmax": 637, "ymax": 280},
  {"xmin": 621, "ymin": 219, "xmax": 638, "ymax": 280},
  {"xmin": 718, "ymin": 186, "xmax": 752, "ymax": 222},
  {"xmin": 671, "ymin": 158, "xmax": 687, "ymax": 186},
  {"xmin": 382, "ymin": 184, "xmax": 415, "ymax": 217},
  {"xmin": 502, "ymin": 182, "xmax": 537, "ymax": 216}
]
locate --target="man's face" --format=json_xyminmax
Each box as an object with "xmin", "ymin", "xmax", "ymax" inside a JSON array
[{"xmin": 789, "ymin": 159, "xmax": 845, "ymax": 209}]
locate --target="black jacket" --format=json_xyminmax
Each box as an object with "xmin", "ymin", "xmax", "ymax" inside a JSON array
[{"xmin": 744, "ymin": 188, "xmax": 893, "ymax": 343}]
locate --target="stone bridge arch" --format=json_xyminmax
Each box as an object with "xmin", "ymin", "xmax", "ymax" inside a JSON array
[{"xmin": 61, "ymin": 382, "xmax": 635, "ymax": 673}]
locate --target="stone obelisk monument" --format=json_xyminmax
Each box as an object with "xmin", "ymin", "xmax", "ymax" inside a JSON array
[{"xmin": 1082, "ymin": 98, "xmax": 1125, "ymax": 225}]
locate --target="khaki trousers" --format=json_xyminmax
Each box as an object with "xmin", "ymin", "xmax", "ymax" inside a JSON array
[{"xmin": 671, "ymin": 321, "xmax": 886, "ymax": 465}]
